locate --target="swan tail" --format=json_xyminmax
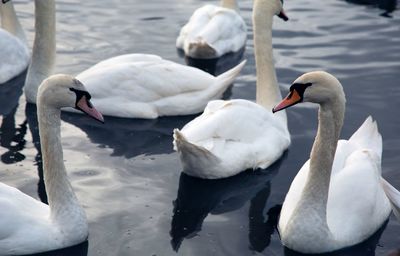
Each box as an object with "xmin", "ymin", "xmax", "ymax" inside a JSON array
[
  {"xmin": 213, "ymin": 59, "xmax": 246, "ymax": 92},
  {"xmin": 173, "ymin": 129, "xmax": 220, "ymax": 176},
  {"xmin": 187, "ymin": 41, "xmax": 218, "ymax": 59},
  {"xmin": 381, "ymin": 178, "xmax": 400, "ymax": 221},
  {"xmin": 349, "ymin": 116, "xmax": 382, "ymax": 157}
]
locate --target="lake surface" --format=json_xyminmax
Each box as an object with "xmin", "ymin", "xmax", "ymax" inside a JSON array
[{"xmin": 0, "ymin": 0, "xmax": 399, "ymax": 255}]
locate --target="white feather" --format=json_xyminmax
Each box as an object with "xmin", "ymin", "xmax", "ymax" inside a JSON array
[{"xmin": 176, "ymin": 4, "xmax": 247, "ymax": 58}]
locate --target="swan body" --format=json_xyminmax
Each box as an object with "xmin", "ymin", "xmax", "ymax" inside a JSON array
[
  {"xmin": 173, "ymin": 0, "xmax": 290, "ymax": 179},
  {"xmin": 71, "ymin": 55, "xmax": 246, "ymax": 119},
  {"xmin": 0, "ymin": 74, "xmax": 103, "ymax": 255},
  {"xmin": 0, "ymin": 1, "xmax": 29, "ymax": 84},
  {"xmin": 176, "ymin": 1, "xmax": 247, "ymax": 59},
  {"xmin": 274, "ymin": 71, "xmax": 400, "ymax": 253},
  {"xmin": 173, "ymin": 99, "xmax": 289, "ymax": 178}
]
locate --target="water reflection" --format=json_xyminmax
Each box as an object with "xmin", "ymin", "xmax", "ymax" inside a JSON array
[
  {"xmin": 61, "ymin": 113, "xmax": 196, "ymax": 158},
  {"xmin": 179, "ymin": 47, "xmax": 246, "ymax": 76},
  {"xmin": 284, "ymin": 221, "xmax": 388, "ymax": 256},
  {"xmin": 27, "ymin": 241, "xmax": 88, "ymax": 256},
  {"xmin": 170, "ymin": 154, "xmax": 286, "ymax": 252},
  {"xmin": 343, "ymin": 0, "xmax": 397, "ymax": 17},
  {"xmin": 0, "ymin": 71, "xmax": 27, "ymax": 164}
]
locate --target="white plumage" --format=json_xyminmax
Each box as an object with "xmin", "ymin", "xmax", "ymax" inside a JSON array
[
  {"xmin": 275, "ymin": 71, "xmax": 400, "ymax": 253},
  {"xmin": 73, "ymin": 55, "xmax": 246, "ymax": 118},
  {"xmin": 0, "ymin": 2, "xmax": 29, "ymax": 84},
  {"xmin": 176, "ymin": 3, "xmax": 247, "ymax": 59}
]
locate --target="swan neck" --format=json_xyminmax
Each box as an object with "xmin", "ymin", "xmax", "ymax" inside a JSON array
[
  {"xmin": 0, "ymin": 1, "xmax": 27, "ymax": 43},
  {"xmin": 288, "ymin": 98, "xmax": 345, "ymax": 238},
  {"xmin": 253, "ymin": 1, "xmax": 283, "ymax": 111},
  {"xmin": 37, "ymin": 102, "xmax": 84, "ymax": 226},
  {"xmin": 220, "ymin": 0, "xmax": 238, "ymax": 10},
  {"xmin": 24, "ymin": 0, "xmax": 56, "ymax": 104}
]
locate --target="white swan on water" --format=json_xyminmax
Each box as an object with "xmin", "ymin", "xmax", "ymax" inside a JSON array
[
  {"xmin": 173, "ymin": 0, "xmax": 290, "ymax": 179},
  {"xmin": 273, "ymin": 71, "xmax": 400, "ymax": 253},
  {"xmin": 23, "ymin": 0, "xmax": 246, "ymax": 119},
  {"xmin": 0, "ymin": 74, "xmax": 104, "ymax": 255},
  {"xmin": 176, "ymin": 0, "xmax": 248, "ymax": 59},
  {"xmin": 0, "ymin": 0, "xmax": 29, "ymax": 84}
]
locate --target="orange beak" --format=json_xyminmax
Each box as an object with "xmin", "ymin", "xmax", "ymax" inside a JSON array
[{"xmin": 272, "ymin": 89, "xmax": 302, "ymax": 113}]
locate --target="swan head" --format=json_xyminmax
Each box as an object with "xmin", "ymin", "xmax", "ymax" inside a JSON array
[
  {"xmin": 272, "ymin": 71, "xmax": 345, "ymax": 113},
  {"xmin": 254, "ymin": 0, "xmax": 289, "ymax": 21},
  {"xmin": 37, "ymin": 74, "xmax": 104, "ymax": 123}
]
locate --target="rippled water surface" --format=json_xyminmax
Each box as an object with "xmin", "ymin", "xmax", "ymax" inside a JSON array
[{"xmin": 1, "ymin": 0, "xmax": 400, "ymax": 255}]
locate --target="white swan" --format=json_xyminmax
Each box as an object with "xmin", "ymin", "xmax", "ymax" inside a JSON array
[
  {"xmin": 0, "ymin": 0, "xmax": 30, "ymax": 84},
  {"xmin": 273, "ymin": 71, "xmax": 400, "ymax": 253},
  {"xmin": 0, "ymin": 74, "xmax": 104, "ymax": 255},
  {"xmin": 173, "ymin": 0, "xmax": 290, "ymax": 179},
  {"xmin": 176, "ymin": 0, "xmax": 248, "ymax": 59},
  {"xmin": 22, "ymin": 1, "xmax": 246, "ymax": 119}
]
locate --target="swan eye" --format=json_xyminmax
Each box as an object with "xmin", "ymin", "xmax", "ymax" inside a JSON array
[
  {"xmin": 69, "ymin": 88, "xmax": 92, "ymax": 108},
  {"xmin": 289, "ymin": 82, "xmax": 312, "ymax": 98}
]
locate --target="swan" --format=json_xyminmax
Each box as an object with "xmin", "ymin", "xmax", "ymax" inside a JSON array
[
  {"xmin": 272, "ymin": 71, "xmax": 400, "ymax": 253},
  {"xmin": 0, "ymin": 0, "xmax": 30, "ymax": 84},
  {"xmin": 0, "ymin": 74, "xmax": 104, "ymax": 255},
  {"xmin": 173, "ymin": 0, "xmax": 290, "ymax": 179},
  {"xmin": 176, "ymin": 0, "xmax": 250, "ymax": 59},
  {"xmin": 22, "ymin": 1, "xmax": 246, "ymax": 119}
]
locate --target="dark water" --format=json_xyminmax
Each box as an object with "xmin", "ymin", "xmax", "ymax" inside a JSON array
[{"xmin": 1, "ymin": 0, "xmax": 399, "ymax": 255}]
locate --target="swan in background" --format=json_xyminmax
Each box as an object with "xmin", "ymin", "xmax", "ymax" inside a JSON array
[
  {"xmin": 176, "ymin": 0, "xmax": 249, "ymax": 59},
  {"xmin": 273, "ymin": 71, "xmax": 400, "ymax": 253},
  {"xmin": 173, "ymin": 0, "xmax": 290, "ymax": 179},
  {"xmin": 0, "ymin": 74, "xmax": 104, "ymax": 255},
  {"xmin": 0, "ymin": 0, "xmax": 29, "ymax": 84},
  {"xmin": 22, "ymin": 1, "xmax": 246, "ymax": 119}
]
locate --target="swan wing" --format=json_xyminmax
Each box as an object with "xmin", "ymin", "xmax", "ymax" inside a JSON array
[
  {"xmin": 177, "ymin": 5, "xmax": 247, "ymax": 57},
  {"xmin": 0, "ymin": 182, "xmax": 50, "ymax": 244},
  {"xmin": 177, "ymin": 99, "xmax": 290, "ymax": 177},
  {"xmin": 75, "ymin": 58, "xmax": 245, "ymax": 118},
  {"xmin": 0, "ymin": 30, "xmax": 30, "ymax": 84}
]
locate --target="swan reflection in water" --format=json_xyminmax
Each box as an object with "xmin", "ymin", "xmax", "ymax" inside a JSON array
[
  {"xmin": 344, "ymin": 0, "xmax": 397, "ymax": 17},
  {"xmin": 170, "ymin": 154, "xmax": 286, "ymax": 252},
  {"xmin": 284, "ymin": 220, "xmax": 387, "ymax": 256},
  {"xmin": 23, "ymin": 241, "xmax": 88, "ymax": 256},
  {"xmin": 178, "ymin": 46, "xmax": 246, "ymax": 76},
  {"xmin": 61, "ymin": 112, "xmax": 196, "ymax": 158},
  {"xmin": 0, "ymin": 71, "xmax": 27, "ymax": 164}
]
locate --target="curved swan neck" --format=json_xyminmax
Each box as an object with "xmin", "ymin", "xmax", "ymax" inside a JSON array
[
  {"xmin": 24, "ymin": 0, "xmax": 56, "ymax": 104},
  {"xmin": 253, "ymin": 0, "xmax": 283, "ymax": 111},
  {"xmin": 220, "ymin": 0, "xmax": 238, "ymax": 10},
  {"xmin": 37, "ymin": 101, "xmax": 86, "ymax": 227},
  {"xmin": 0, "ymin": 1, "xmax": 27, "ymax": 44},
  {"xmin": 288, "ymin": 95, "xmax": 345, "ymax": 240}
]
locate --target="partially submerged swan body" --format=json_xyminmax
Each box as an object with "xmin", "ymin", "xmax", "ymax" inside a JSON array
[
  {"xmin": 176, "ymin": 0, "xmax": 247, "ymax": 59},
  {"xmin": 273, "ymin": 71, "xmax": 400, "ymax": 253},
  {"xmin": 0, "ymin": 74, "xmax": 104, "ymax": 255},
  {"xmin": 173, "ymin": 0, "xmax": 290, "ymax": 179},
  {"xmin": 74, "ymin": 55, "xmax": 246, "ymax": 119},
  {"xmin": 0, "ymin": 0, "xmax": 29, "ymax": 84}
]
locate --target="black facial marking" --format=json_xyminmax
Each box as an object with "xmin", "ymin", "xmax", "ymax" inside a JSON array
[
  {"xmin": 289, "ymin": 82, "xmax": 312, "ymax": 99},
  {"xmin": 2, "ymin": 0, "xmax": 11, "ymax": 3},
  {"xmin": 69, "ymin": 88, "xmax": 92, "ymax": 109},
  {"xmin": 280, "ymin": 0, "xmax": 284, "ymax": 4}
]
